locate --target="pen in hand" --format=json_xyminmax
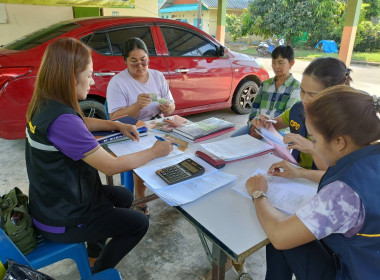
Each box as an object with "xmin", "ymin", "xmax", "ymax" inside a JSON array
[
  {"xmin": 155, "ymin": 135, "xmax": 180, "ymax": 147},
  {"xmin": 254, "ymin": 116, "xmax": 277, "ymax": 124},
  {"xmin": 265, "ymin": 119, "xmax": 277, "ymax": 124}
]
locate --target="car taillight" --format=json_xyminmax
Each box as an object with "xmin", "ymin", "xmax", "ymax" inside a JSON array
[{"xmin": 0, "ymin": 67, "xmax": 33, "ymax": 90}]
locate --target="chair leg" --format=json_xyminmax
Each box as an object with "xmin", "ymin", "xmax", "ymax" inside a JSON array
[
  {"xmin": 71, "ymin": 243, "xmax": 92, "ymax": 279},
  {"xmin": 121, "ymin": 171, "xmax": 134, "ymax": 193}
]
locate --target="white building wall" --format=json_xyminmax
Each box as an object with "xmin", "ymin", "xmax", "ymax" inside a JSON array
[{"xmin": 0, "ymin": 4, "xmax": 73, "ymax": 46}]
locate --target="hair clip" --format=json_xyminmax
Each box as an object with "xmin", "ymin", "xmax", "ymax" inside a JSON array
[{"xmin": 373, "ymin": 95, "xmax": 379, "ymax": 111}]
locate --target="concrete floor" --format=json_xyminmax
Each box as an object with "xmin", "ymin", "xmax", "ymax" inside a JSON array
[{"xmin": 0, "ymin": 109, "xmax": 267, "ymax": 280}]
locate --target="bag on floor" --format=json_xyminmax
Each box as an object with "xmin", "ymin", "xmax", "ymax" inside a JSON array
[
  {"xmin": 3, "ymin": 259, "xmax": 55, "ymax": 280},
  {"xmin": 0, "ymin": 187, "xmax": 37, "ymax": 254}
]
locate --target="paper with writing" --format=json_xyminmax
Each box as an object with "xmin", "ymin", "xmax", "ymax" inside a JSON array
[
  {"xmin": 134, "ymin": 154, "xmax": 237, "ymax": 206},
  {"xmin": 232, "ymin": 169, "xmax": 317, "ymax": 214},
  {"xmin": 108, "ymin": 134, "xmax": 183, "ymax": 163}
]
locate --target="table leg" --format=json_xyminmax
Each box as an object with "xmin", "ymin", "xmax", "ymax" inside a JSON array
[{"xmin": 211, "ymin": 244, "xmax": 228, "ymax": 280}]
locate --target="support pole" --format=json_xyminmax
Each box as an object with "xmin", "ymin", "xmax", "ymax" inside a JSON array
[
  {"xmin": 339, "ymin": 0, "xmax": 362, "ymax": 67},
  {"xmin": 197, "ymin": 0, "xmax": 202, "ymax": 29},
  {"xmin": 216, "ymin": 0, "xmax": 226, "ymax": 44}
]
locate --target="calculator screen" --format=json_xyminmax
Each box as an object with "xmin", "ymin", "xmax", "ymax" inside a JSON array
[{"xmin": 180, "ymin": 160, "xmax": 198, "ymax": 174}]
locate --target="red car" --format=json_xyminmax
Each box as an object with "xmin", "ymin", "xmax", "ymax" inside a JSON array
[{"xmin": 0, "ymin": 17, "xmax": 269, "ymax": 139}]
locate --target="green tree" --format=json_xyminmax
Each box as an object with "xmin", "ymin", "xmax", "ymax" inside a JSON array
[
  {"xmin": 226, "ymin": 14, "xmax": 242, "ymax": 41},
  {"xmin": 363, "ymin": 0, "xmax": 380, "ymax": 20},
  {"xmin": 241, "ymin": 0, "xmax": 340, "ymax": 45}
]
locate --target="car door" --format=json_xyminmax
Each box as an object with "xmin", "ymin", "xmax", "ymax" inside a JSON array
[
  {"xmin": 80, "ymin": 24, "xmax": 169, "ymax": 98},
  {"xmin": 156, "ymin": 25, "xmax": 233, "ymax": 110}
]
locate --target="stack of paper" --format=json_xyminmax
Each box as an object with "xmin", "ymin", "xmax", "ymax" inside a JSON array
[
  {"xmin": 232, "ymin": 169, "xmax": 317, "ymax": 214},
  {"xmin": 134, "ymin": 154, "xmax": 237, "ymax": 206},
  {"xmin": 199, "ymin": 135, "xmax": 273, "ymax": 161},
  {"xmin": 108, "ymin": 134, "xmax": 184, "ymax": 164}
]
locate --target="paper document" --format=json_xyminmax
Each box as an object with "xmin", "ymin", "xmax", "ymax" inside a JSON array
[
  {"xmin": 232, "ymin": 169, "xmax": 317, "ymax": 214},
  {"xmin": 108, "ymin": 134, "xmax": 183, "ymax": 162},
  {"xmin": 258, "ymin": 125, "xmax": 298, "ymax": 165},
  {"xmin": 200, "ymin": 135, "xmax": 273, "ymax": 161},
  {"xmin": 134, "ymin": 154, "xmax": 237, "ymax": 206}
]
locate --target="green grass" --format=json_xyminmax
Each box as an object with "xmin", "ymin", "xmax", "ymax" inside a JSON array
[{"xmin": 238, "ymin": 47, "xmax": 380, "ymax": 63}]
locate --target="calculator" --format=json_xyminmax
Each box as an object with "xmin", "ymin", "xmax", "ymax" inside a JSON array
[{"xmin": 156, "ymin": 158, "xmax": 205, "ymax": 185}]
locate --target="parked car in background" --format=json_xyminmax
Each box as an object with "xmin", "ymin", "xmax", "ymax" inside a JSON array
[{"xmin": 0, "ymin": 17, "xmax": 269, "ymax": 139}]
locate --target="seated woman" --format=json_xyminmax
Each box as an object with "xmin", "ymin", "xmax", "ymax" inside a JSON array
[
  {"xmin": 107, "ymin": 37, "xmax": 175, "ymax": 120},
  {"xmin": 232, "ymin": 45, "xmax": 300, "ymax": 137},
  {"xmin": 246, "ymin": 86, "xmax": 380, "ymax": 280},
  {"xmin": 252, "ymin": 57, "xmax": 352, "ymax": 182},
  {"xmin": 107, "ymin": 37, "xmax": 176, "ymax": 217},
  {"xmin": 26, "ymin": 38, "xmax": 173, "ymax": 274}
]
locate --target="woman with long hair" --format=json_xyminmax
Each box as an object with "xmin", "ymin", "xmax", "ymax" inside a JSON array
[{"xmin": 26, "ymin": 38, "xmax": 173, "ymax": 274}]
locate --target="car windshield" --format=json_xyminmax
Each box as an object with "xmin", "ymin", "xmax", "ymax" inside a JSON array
[{"xmin": 3, "ymin": 22, "xmax": 79, "ymax": 50}]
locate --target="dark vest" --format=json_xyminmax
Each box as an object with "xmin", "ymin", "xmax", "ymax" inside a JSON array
[
  {"xmin": 25, "ymin": 100, "xmax": 111, "ymax": 227},
  {"xmin": 318, "ymin": 144, "xmax": 380, "ymax": 280},
  {"xmin": 288, "ymin": 102, "xmax": 316, "ymax": 169}
]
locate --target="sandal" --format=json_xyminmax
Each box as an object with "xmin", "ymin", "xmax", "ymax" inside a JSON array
[{"xmin": 134, "ymin": 205, "xmax": 150, "ymax": 218}]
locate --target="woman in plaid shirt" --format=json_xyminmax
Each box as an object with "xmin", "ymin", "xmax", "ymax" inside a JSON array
[{"xmin": 231, "ymin": 45, "xmax": 300, "ymax": 138}]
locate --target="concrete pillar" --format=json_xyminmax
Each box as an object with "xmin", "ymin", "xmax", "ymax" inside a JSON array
[
  {"xmin": 216, "ymin": 0, "xmax": 226, "ymax": 44},
  {"xmin": 339, "ymin": 0, "xmax": 362, "ymax": 67}
]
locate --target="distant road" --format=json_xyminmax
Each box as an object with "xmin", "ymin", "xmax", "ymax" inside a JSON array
[{"xmin": 258, "ymin": 57, "xmax": 380, "ymax": 97}]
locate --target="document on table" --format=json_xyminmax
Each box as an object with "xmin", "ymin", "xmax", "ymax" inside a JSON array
[
  {"xmin": 258, "ymin": 125, "xmax": 298, "ymax": 165},
  {"xmin": 199, "ymin": 134, "xmax": 273, "ymax": 161},
  {"xmin": 108, "ymin": 134, "xmax": 183, "ymax": 162},
  {"xmin": 232, "ymin": 169, "xmax": 317, "ymax": 214},
  {"xmin": 134, "ymin": 154, "xmax": 237, "ymax": 206}
]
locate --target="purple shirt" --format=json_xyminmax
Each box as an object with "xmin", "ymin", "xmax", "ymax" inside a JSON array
[
  {"xmin": 47, "ymin": 114, "xmax": 99, "ymax": 161},
  {"xmin": 296, "ymin": 180, "xmax": 365, "ymax": 239}
]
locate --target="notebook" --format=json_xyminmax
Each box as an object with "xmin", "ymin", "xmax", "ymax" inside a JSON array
[
  {"xmin": 173, "ymin": 117, "xmax": 235, "ymax": 141},
  {"xmin": 92, "ymin": 115, "xmax": 147, "ymax": 145}
]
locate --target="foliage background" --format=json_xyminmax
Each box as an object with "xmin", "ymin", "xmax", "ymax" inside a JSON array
[{"xmin": 226, "ymin": 0, "xmax": 380, "ymax": 52}]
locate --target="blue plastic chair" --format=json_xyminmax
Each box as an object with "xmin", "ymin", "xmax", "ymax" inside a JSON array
[
  {"xmin": 104, "ymin": 100, "xmax": 134, "ymax": 193},
  {"xmin": 0, "ymin": 229, "xmax": 121, "ymax": 280}
]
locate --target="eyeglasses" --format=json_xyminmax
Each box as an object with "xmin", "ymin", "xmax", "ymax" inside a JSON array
[{"xmin": 129, "ymin": 60, "xmax": 149, "ymax": 67}]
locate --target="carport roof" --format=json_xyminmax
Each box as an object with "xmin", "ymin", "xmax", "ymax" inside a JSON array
[
  {"xmin": 159, "ymin": 0, "xmax": 251, "ymax": 11},
  {"xmin": 159, "ymin": 4, "xmax": 208, "ymax": 13},
  {"xmin": 202, "ymin": 0, "xmax": 251, "ymax": 9}
]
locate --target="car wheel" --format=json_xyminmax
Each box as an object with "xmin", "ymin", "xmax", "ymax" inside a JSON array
[
  {"xmin": 231, "ymin": 81, "xmax": 259, "ymax": 114},
  {"xmin": 79, "ymin": 99, "xmax": 107, "ymax": 119}
]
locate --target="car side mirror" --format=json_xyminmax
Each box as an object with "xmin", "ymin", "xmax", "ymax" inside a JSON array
[{"xmin": 217, "ymin": 46, "xmax": 225, "ymax": 57}]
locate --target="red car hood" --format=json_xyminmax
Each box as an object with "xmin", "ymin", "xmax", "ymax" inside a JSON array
[{"xmin": 227, "ymin": 49, "xmax": 265, "ymax": 69}]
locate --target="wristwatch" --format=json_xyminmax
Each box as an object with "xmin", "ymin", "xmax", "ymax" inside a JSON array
[{"xmin": 251, "ymin": 190, "xmax": 267, "ymax": 200}]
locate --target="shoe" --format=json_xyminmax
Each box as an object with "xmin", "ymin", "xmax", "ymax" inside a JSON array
[{"xmin": 134, "ymin": 205, "xmax": 150, "ymax": 218}]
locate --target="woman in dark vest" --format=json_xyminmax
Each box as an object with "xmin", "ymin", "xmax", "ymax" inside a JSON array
[
  {"xmin": 246, "ymin": 85, "xmax": 380, "ymax": 280},
  {"xmin": 252, "ymin": 57, "xmax": 351, "ymax": 182},
  {"xmin": 25, "ymin": 38, "xmax": 173, "ymax": 274}
]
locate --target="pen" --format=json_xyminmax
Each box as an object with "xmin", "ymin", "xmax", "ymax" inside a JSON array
[
  {"xmin": 155, "ymin": 135, "xmax": 180, "ymax": 147},
  {"xmin": 265, "ymin": 119, "xmax": 277, "ymax": 124}
]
